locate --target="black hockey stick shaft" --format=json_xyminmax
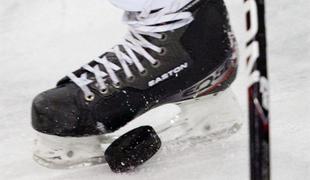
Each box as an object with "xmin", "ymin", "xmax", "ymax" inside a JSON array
[{"xmin": 244, "ymin": 0, "xmax": 270, "ymax": 180}]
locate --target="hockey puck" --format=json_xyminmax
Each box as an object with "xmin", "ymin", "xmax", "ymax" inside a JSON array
[{"xmin": 104, "ymin": 126, "xmax": 161, "ymax": 173}]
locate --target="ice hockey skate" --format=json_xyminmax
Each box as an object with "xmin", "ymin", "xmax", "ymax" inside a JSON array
[{"xmin": 31, "ymin": 0, "xmax": 242, "ymax": 169}]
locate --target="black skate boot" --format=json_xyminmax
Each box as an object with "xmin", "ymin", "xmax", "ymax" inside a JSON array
[{"xmin": 32, "ymin": 0, "xmax": 242, "ymax": 168}]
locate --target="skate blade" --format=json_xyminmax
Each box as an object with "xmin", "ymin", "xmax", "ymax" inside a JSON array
[
  {"xmin": 33, "ymin": 89, "xmax": 244, "ymax": 169},
  {"xmin": 33, "ymin": 133, "xmax": 111, "ymax": 169}
]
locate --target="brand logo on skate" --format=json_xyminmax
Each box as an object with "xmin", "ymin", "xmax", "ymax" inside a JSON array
[
  {"xmin": 183, "ymin": 60, "xmax": 230, "ymax": 97},
  {"xmin": 148, "ymin": 62, "xmax": 189, "ymax": 87}
]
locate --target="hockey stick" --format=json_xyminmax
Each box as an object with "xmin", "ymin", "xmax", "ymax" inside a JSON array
[{"xmin": 243, "ymin": 0, "xmax": 270, "ymax": 180}]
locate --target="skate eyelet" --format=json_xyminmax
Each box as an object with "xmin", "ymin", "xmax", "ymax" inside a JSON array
[
  {"xmin": 127, "ymin": 76, "xmax": 135, "ymax": 82},
  {"xmin": 139, "ymin": 69, "xmax": 148, "ymax": 76},
  {"xmin": 85, "ymin": 94, "xmax": 95, "ymax": 101},
  {"xmin": 159, "ymin": 33, "xmax": 168, "ymax": 41},
  {"xmin": 113, "ymin": 82, "xmax": 121, "ymax": 89},
  {"xmin": 159, "ymin": 47, "xmax": 167, "ymax": 56},
  {"xmin": 151, "ymin": 61, "xmax": 161, "ymax": 68},
  {"xmin": 100, "ymin": 88, "xmax": 109, "ymax": 95}
]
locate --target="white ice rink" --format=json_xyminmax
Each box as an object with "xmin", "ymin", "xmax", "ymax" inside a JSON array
[{"xmin": 0, "ymin": 0, "xmax": 309, "ymax": 179}]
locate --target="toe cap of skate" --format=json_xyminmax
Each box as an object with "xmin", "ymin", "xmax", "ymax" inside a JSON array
[{"xmin": 31, "ymin": 86, "xmax": 82, "ymax": 136}]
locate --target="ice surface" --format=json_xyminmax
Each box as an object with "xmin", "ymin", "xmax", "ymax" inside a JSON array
[{"xmin": 0, "ymin": 0, "xmax": 309, "ymax": 179}]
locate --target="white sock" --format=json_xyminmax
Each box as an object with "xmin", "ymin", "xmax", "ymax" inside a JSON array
[{"xmin": 108, "ymin": 0, "xmax": 193, "ymax": 11}]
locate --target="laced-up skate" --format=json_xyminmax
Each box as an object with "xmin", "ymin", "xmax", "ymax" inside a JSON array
[{"xmin": 32, "ymin": 0, "xmax": 242, "ymax": 169}]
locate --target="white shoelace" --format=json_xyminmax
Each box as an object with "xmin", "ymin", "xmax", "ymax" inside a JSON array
[{"xmin": 68, "ymin": 1, "xmax": 194, "ymax": 101}]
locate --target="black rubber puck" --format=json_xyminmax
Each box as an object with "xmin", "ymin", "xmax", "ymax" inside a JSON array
[{"xmin": 104, "ymin": 126, "xmax": 161, "ymax": 173}]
